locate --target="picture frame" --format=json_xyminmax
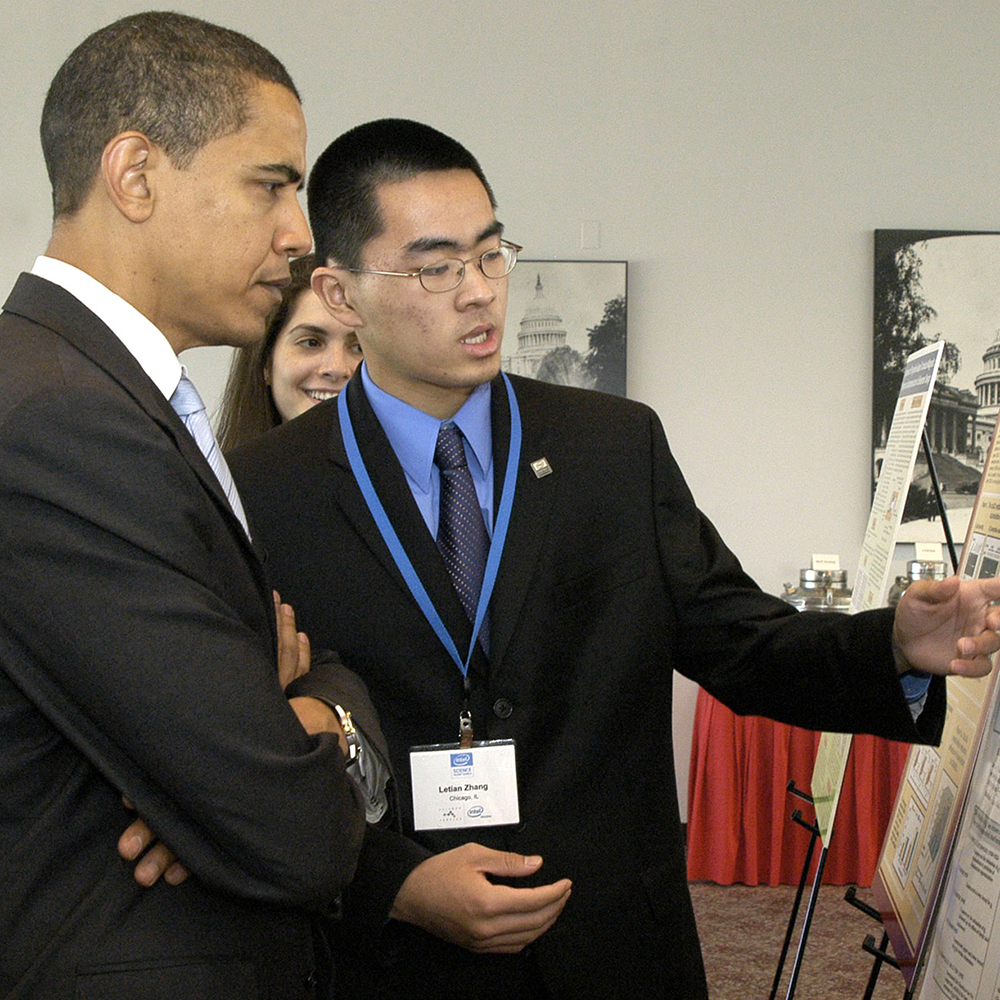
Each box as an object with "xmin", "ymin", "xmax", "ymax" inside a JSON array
[
  {"xmin": 872, "ymin": 230, "xmax": 1000, "ymax": 545},
  {"xmin": 503, "ymin": 259, "xmax": 628, "ymax": 397}
]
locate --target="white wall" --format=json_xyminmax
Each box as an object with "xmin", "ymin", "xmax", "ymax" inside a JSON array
[{"xmin": 4, "ymin": 1, "xmax": 999, "ymax": 820}]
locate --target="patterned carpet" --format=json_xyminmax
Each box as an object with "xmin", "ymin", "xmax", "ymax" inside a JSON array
[{"xmin": 689, "ymin": 882, "xmax": 911, "ymax": 999}]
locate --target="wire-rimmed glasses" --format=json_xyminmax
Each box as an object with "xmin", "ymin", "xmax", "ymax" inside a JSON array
[{"xmin": 344, "ymin": 240, "xmax": 522, "ymax": 293}]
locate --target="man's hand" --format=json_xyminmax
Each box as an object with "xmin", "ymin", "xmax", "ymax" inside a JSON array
[
  {"xmin": 275, "ymin": 590, "xmax": 310, "ymax": 690},
  {"xmin": 117, "ymin": 803, "xmax": 189, "ymax": 888},
  {"xmin": 389, "ymin": 843, "xmax": 572, "ymax": 954},
  {"xmin": 288, "ymin": 696, "xmax": 350, "ymax": 756},
  {"xmin": 893, "ymin": 575, "xmax": 1000, "ymax": 677}
]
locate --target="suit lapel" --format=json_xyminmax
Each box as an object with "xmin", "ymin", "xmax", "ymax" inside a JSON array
[
  {"xmin": 331, "ymin": 375, "xmax": 486, "ymax": 678},
  {"xmin": 5, "ymin": 274, "xmax": 260, "ymax": 570},
  {"xmin": 487, "ymin": 375, "xmax": 560, "ymax": 671}
]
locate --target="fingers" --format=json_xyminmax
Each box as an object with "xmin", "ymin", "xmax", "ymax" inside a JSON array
[
  {"xmin": 984, "ymin": 605, "xmax": 1000, "ymax": 633},
  {"xmin": 119, "ymin": 805, "xmax": 191, "ymax": 886},
  {"xmin": 947, "ymin": 654, "xmax": 996, "ymax": 678},
  {"xmin": 118, "ymin": 816, "xmax": 155, "ymax": 861},
  {"xmin": 486, "ymin": 876, "xmax": 574, "ymax": 915},
  {"xmin": 298, "ymin": 629, "xmax": 310, "ymax": 674},
  {"xmin": 958, "ymin": 629, "xmax": 1000, "ymax": 659},
  {"xmin": 275, "ymin": 591, "xmax": 311, "ymax": 689},
  {"xmin": 904, "ymin": 575, "xmax": 960, "ymax": 606},
  {"xmin": 133, "ymin": 841, "xmax": 180, "ymax": 887},
  {"xmin": 121, "ymin": 823, "xmax": 190, "ymax": 887},
  {"xmin": 164, "ymin": 861, "xmax": 190, "ymax": 885},
  {"xmin": 390, "ymin": 844, "xmax": 572, "ymax": 954},
  {"xmin": 483, "ymin": 849, "xmax": 544, "ymax": 879},
  {"xmin": 463, "ymin": 880, "xmax": 573, "ymax": 953},
  {"xmin": 468, "ymin": 885, "xmax": 573, "ymax": 953}
]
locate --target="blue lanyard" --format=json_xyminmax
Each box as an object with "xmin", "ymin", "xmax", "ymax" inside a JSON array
[{"xmin": 338, "ymin": 374, "xmax": 522, "ymax": 677}]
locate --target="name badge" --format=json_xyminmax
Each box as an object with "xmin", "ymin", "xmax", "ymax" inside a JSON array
[{"xmin": 409, "ymin": 740, "xmax": 519, "ymax": 831}]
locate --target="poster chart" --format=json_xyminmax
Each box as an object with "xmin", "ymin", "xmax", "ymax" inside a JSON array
[
  {"xmin": 910, "ymin": 441, "xmax": 1000, "ymax": 999},
  {"xmin": 811, "ymin": 342, "xmax": 945, "ymax": 842},
  {"xmin": 873, "ymin": 409, "xmax": 1000, "ymax": 991}
]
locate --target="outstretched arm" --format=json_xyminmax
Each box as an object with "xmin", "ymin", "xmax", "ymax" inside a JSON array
[{"xmin": 893, "ymin": 575, "xmax": 1000, "ymax": 677}]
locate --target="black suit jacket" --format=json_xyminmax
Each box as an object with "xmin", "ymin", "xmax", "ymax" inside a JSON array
[
  {"xmin": 230, "ymin": 371, "xmax": 944, "ymax": 1000},
  {"xmin": 0, "ymin": 274, "xmax": 367, "ymax": 999}
]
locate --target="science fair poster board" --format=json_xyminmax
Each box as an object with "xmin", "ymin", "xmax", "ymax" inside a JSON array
[
  {"xmin": 873, "ymin": 405, "xmax": 1000, "ymax": 992},
  {"xmin": 811, "ymin": 342, "xmax": 944, "ymax": 843}
]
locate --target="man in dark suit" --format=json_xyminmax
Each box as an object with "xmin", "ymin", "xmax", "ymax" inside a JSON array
[
  {"xmin": 230, "ymin": 119, "xmax": 1000, "ymax": 999},
  {"xmin": 0, "ymin": 14, "xmax": 372, "ymax": 999}
]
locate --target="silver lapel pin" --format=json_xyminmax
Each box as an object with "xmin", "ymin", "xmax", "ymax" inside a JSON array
[{"xmin": 531, "ymin": 457, "xmax": 553, "ymax": 479}]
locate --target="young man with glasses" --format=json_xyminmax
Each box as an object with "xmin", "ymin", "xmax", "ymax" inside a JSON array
[{"xmin": 229, "ymin": 118, "xmax": 1000, "ymax": 999}]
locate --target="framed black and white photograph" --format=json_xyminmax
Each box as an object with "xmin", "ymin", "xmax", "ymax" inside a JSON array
[
  {"xmin": 873, "ymin": 230, "xmax": 1000, "ymax": 545},
  {"xmin": 503, "ymin": 259, "xmax": 628, "ymax": 397}
]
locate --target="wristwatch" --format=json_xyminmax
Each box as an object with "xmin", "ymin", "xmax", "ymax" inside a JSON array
[{"xmin": 332, "ymin": 704, "xmax": 360, "ymax": 763}]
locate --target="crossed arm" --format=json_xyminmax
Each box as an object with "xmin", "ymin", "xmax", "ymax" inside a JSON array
[
  {"xmin": 122, "ymin": 574, "xmax": 999, "ymax": 951},
  {"xmin": 119, "ymin": 591, "xmax": 348, "ymax": 886},
  {"xmin": 118, "ymin": 590, "xmax": 572, "ymax": 952}
]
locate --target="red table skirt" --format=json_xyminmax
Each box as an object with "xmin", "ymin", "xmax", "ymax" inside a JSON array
[{"xmin": 686, "ymin": 688, "xmax": 910, "ymax": 886}]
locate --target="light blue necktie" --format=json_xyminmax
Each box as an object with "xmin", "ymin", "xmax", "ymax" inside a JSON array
[{"xmin": 169, "ymin": 372, "xmax": 250, "ymax": 537}]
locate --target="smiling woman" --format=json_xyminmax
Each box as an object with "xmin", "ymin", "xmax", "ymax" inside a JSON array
[{"xmin": 217, "ymin": 253, "xmax": 363, "ymax": 451}]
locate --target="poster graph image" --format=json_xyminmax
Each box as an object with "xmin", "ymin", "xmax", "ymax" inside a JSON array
[
  {"xmin": 811, "ymin": 343, "xmax": 944, "ymax": 844},
  {"xmin": 872, "ymin": 409, "xmax": 1000, "ymax": 991},
  {"xmin": 921, "ymin": 696, "xmax": 1000, "ymax": 998}
]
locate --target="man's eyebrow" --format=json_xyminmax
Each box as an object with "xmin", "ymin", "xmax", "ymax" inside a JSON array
[
  {"xmin": 256, "ymin": 162, "xmax": 304, "ymax": 186},
  {"xmin": 404, "ymin": 219, "xmax": 505, "ymax": 256},
  {"xmin": 478, "ymin": 219, "xmax": 505, "ymax": 244}
]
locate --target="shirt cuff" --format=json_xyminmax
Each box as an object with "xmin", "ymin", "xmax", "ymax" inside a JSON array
[
  {"xmin": 349, "ymin": 730, "xmax": 389, "ymax": 823},
  {"xmin": 900, "ymin": 669, "xmax": 932, "ymax": 721}
]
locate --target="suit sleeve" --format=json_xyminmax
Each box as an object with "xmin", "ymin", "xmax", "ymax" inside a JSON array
[
  {"xmin": 284, "ymin": 655, "xmax": 433, "ymax": 955},
  {"xmin": 0, "ymin": 381, "xmax": 366, "ymax": 909},
  {"xmin": 646, "ymin": 407, "xmax": 945, "ymax": 745},
  {"xmin": 286, "ymin": 650, "xmax": 391, "ymax": 763}
]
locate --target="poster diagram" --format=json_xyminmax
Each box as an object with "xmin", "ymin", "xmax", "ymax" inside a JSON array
[
  {"xmin": 921, "ymin": 711, "xmax": 1000, "ymax": 999},
  {"xmin": 874, "ymin": 406, "xmax": 1000, "ymax": 991},
  {"xmin": 812, "ymin": 342, "xmax": 944, "ymax": 842}
]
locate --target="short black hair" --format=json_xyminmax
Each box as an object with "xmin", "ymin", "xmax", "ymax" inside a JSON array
[
  {"xmin": 307, "ymin": 119, "xmax": 496, "ymax": 270},
  {"xmin": 41, "ymin": 11, "xmax": 299, "ymax": 218}
]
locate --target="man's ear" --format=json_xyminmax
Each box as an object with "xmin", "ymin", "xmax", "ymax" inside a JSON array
[
  {"xmin": 312, "ymin": 267, "xmax": 363, "ymax": 328},
  {"xmin": 100, "ymin": 132, "xmax": 158, "ymax": 223}
]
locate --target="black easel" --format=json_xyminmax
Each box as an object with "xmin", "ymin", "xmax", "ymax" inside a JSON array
[
  {"xmin": 783, "ymin": 812, "xmax": 831, "ymax": 999},
  {"xmin": 849, "ymin": 432, "xmax": 958, "ymax": 999},
  {"xmin": 844, "ymin": 887, "xmax": 915, "ymax": 1000},
  {"xmin": 921, "ymin": 430, "xmax": 960, "ymax": 573},
  {"xmin": 768, "ymin": 782, "xmax": 822, "ymax": 1000},
  {"xmin": 767, "ymin": 781, "xmax": 830, "ymax": 1000}
]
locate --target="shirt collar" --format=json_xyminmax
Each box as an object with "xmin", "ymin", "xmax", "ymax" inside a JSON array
[
  {"xmin": 31, "ymin": 255, "xmax": 182, "ymax": 399},
  {"xmin": 360, "ymin": 362, "xmax": 493, "ymax": 491}
]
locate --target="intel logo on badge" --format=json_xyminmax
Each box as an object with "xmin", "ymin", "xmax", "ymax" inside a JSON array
[
  {"xmin": 467, "ymin": 805, "xmax": 485, "ymax": 819},
  {"xmin": 450, "ymin": 751, "xmax": 474, "ymax": 777}
]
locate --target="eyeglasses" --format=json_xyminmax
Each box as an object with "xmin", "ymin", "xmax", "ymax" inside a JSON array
[{"xmin": 344, "ymin": 240, "xmax": 522, "ymax": 293}]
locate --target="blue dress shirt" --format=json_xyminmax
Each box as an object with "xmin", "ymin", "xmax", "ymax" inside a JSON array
[{"xmin": 360, "ymin": 363, "xmax": 494, "ymax": 538}]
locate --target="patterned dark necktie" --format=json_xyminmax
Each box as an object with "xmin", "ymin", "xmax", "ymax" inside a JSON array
[
  {"xmin": 434, "ymin": 422, "xmax": 490, "ymax": 645},
  {"xmin": 170, "ymin": 373, "xmax": 250, "ymax": 537}
]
